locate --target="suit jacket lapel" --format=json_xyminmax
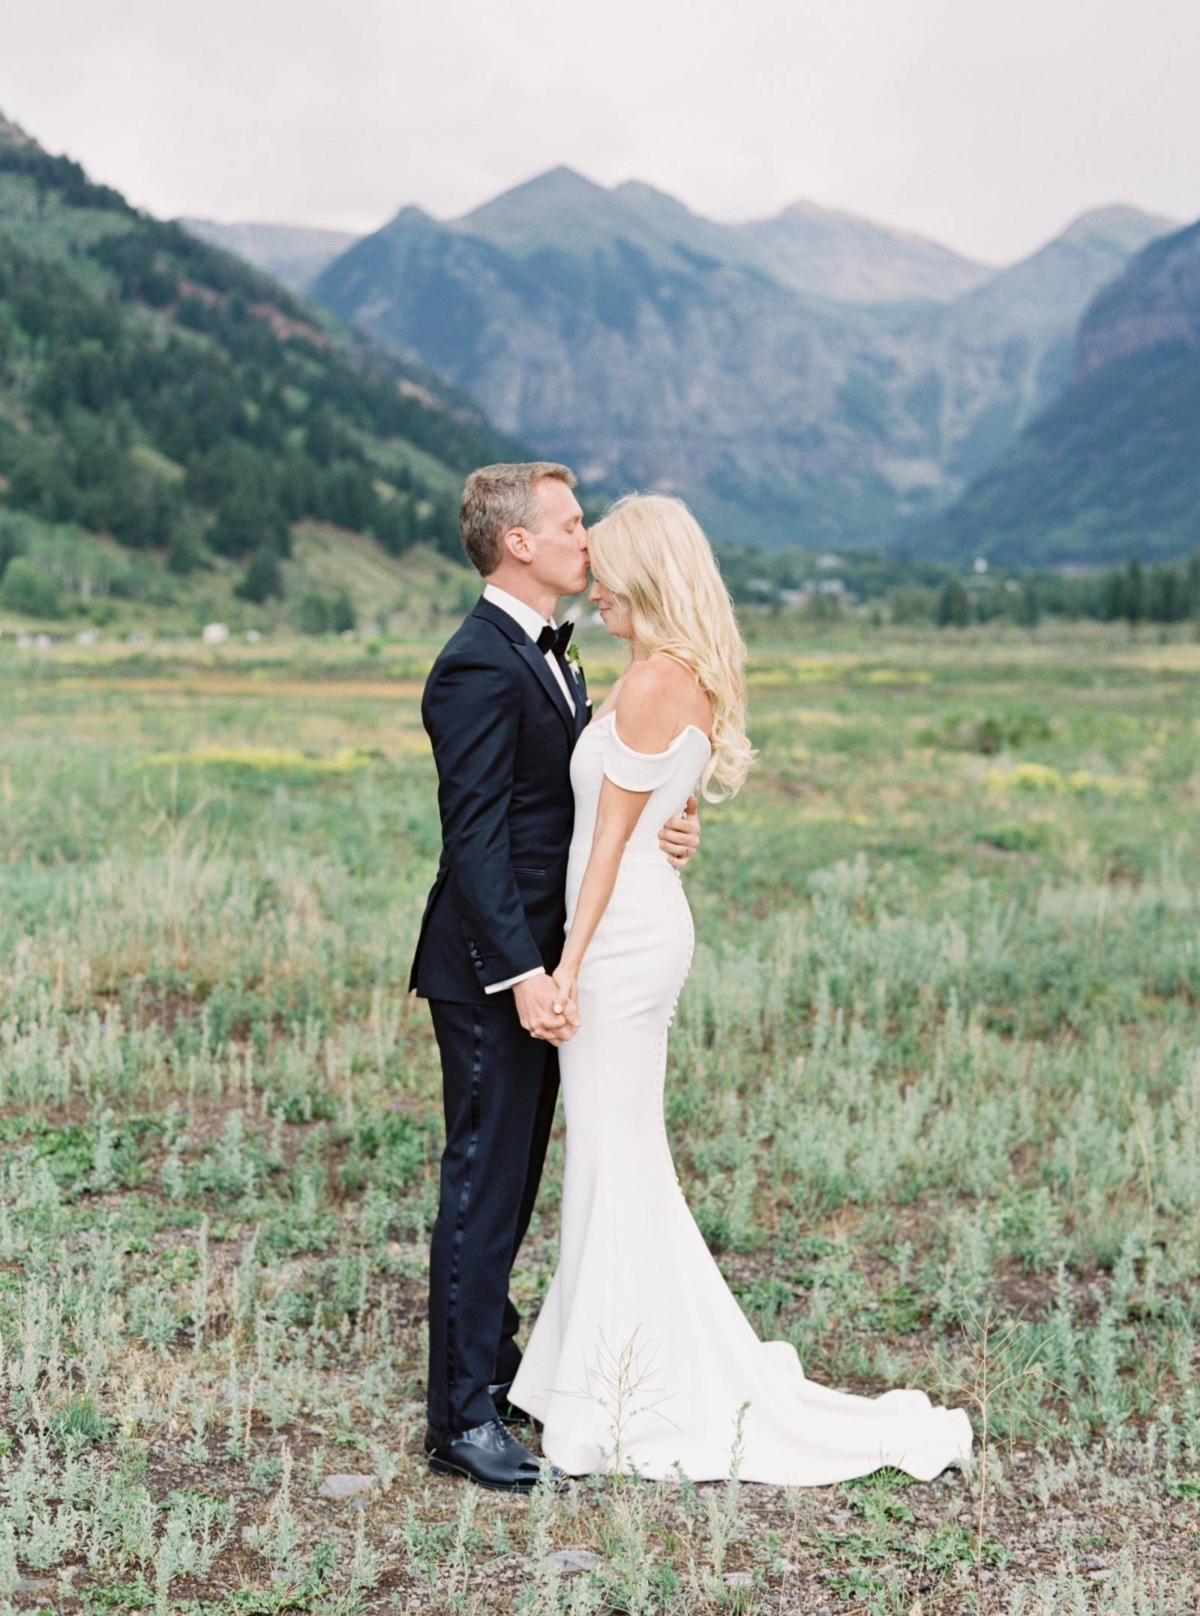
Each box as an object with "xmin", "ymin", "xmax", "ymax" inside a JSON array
[
  {"xmin": 471, "ymin": 596, "xmax": 577, "ymax": 741},
  {"xmin": 513, "ymin": 638, "xmax": 576, "ymax": 740}
]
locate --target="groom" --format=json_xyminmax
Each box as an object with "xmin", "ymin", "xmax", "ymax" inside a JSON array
[{"xmin": 410, "ymin": 462, "xmax": 700, "ymax": 1492}]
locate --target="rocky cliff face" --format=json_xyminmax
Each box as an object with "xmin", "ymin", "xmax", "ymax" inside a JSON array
[
  {"xmin": 902, "ymin": 206, "xmax": 1178, "ymax": 485},
  {"xmin": 311, "ymin": 170, "xmax": 1174, "ymax": 547},
  {"xmin": 919, "ymin": 218, "xmax": 1200, "ymax": 566},
  {"xmin": 1074, "ymin": 220, "xmax": 1200, "ymax": 380}
]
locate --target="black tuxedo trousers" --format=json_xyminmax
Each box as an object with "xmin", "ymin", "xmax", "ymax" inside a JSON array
[
  {"xmin": 412, "ymin": 598, "xmax": 590, "ymax": 1433},
  {"xmin": 426, "ymin": 998, "xmax": 559, "ymax": 1428}
]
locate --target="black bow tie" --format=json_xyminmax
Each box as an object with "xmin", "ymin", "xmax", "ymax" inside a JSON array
[{"xmin": 536, "ymin": 621, "xmax": 574, "ymax": 657}]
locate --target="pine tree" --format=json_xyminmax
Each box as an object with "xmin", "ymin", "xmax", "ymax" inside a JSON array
[
  {"xmin": 1014, "ymin": 578, "xmax": 1041, "ymax": 628},
  {"xmin": 209, "ymin": 480, "xmax": 289, "ymax": 559},
  {"xmin": 1123, "ymin": 557, "xmax": 1144, "ymax": 626},
  {"xmin": 372, "ymin": 495, "xmax": 415, "ymax": 557},
  {"xmin": 936, "ymin": 577, "xmax": 970, "ymax": 628},
  {"xmin": 234, "ymin": 546, "xmax": 284, "ymax": 603}
]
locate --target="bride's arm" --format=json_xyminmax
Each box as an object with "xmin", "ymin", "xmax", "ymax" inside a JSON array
[
  {"xmin": 552, "ymin": 664, "xmax": 680, "ymax": 1009},
  {"xmin": 552, "ymin": 776, "xmax": 648, "ymax": 1007}
]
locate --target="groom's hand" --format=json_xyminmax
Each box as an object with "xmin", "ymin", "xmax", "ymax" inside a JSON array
[
  {"xmin": 659, "ymin": 795, "xmax": 700, "ymax": 869},
  {"xmin": 514, "ymin": 973, "xmax": 579, "ymax": 1045}
]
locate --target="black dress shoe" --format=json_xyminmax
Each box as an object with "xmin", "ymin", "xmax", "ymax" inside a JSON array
[{"xmin": 425, "ymin": 1418, "xmax": 565, "ymax": 1493}]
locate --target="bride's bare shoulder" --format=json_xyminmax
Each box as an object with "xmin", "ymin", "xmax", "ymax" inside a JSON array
[
  {"xmin": 617, "ymin": 655, "xmax": 689, "ymax": 708},
  {"xmin": 616, "ymin": 656, "xmax": 709, "ymax": 745}
]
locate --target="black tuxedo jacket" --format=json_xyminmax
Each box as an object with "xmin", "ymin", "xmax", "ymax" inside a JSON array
[{"xmin": 409, "ymin": 597, "xmax": 591, "ymax": 1004}]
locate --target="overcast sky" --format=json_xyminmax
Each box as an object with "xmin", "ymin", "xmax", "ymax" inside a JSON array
[{"xmin": 4, "ymin": 0, "xmax": 1198, "ymax": 265}]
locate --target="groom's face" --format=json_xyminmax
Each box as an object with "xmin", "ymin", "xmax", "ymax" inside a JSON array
[{"xmin": 525, "ymin": 478, "xmax": 590, "ymax": 601}]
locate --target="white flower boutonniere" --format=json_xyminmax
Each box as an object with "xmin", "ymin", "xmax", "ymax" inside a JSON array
[{"xmin": 565, "ymin": 642, "xmax": 584, "ymax": 684}]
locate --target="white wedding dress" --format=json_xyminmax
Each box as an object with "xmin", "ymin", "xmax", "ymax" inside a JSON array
[{"xmin": 509, "ymin": 710, "xmax": 973, "ymax": 1484}]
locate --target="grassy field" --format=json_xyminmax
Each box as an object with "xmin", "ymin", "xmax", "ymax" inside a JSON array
[{"xmin": 1, "ymin": 618, "xmax": 1198, "ymax": 1615}]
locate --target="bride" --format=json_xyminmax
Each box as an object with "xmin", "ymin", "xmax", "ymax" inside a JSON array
[{"xmin": 508, "ymin": 493, "xmax": 973, "ymax": 1485}]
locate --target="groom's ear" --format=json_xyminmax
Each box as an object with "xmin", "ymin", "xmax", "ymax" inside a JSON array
[{"xmin": 502, "ymin": 526, "xmax": 534, "ymax": 564}]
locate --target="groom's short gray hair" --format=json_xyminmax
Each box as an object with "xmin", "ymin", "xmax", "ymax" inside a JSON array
[{"xmin": 461, "ymin": 461, "xmax": 577, "ymax": 576}]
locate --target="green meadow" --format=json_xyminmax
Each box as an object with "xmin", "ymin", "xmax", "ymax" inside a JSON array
[{"xmin": 1, "ymin": 620, "xmax": 1198, "ymax": 1615}]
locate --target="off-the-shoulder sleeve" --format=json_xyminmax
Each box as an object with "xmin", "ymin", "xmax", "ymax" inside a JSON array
[{"xmin": 603, "ymin": 717, "xmax": 686, "ymax": 792}]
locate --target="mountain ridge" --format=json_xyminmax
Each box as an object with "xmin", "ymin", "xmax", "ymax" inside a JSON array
[
  {"xmin": 178, "ymin": 219, "xmax": 361, "ymax": 294},
  {"xmin": 198, "ymin": 167, "xmax": 999, "ymax": 307},
  {"xmin": 25, "ymin": 127, "xmax": 1185, "ymax": 563},
  {"xmin": 311, "ymin": 168, "xmax": 1174, "ymax": 549}
]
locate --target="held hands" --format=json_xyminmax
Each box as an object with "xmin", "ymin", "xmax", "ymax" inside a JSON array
[
  {"xmin": 519, "ymin": 797, "xmax": 700, "ymax": 1043},
  {"xmin": 514, "ymin": 971, "xmax": 580, "ymax": 1046},
  {"xmin": 550, "ymin": 962, "xmax": 578, "ymax": 1032},
  {"xmin": 658, "ymin": 794, "xmax": 700, "ymax": 869}
]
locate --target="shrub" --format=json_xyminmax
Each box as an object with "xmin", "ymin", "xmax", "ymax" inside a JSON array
[
  {"xmin": 295, "ymin": 591, "xmax": 330, "ymax": 634},
  {"xmin": 889, "ymin": 587, "xmax": 936, "ymax": 625},
  {"xmin": 294, "ymin": 588, "xmax": 356, "ymax": 635},
  {"xmin": 234, "ymin": 547, "xmax": 284, "ymax": 604},
  {"xmin": 1, "ymin": 556, "xmax": 59, "ymax": 617},
  {"xmin": 0, "ymin": 516, "xmax": 24, "ymax": 573}
]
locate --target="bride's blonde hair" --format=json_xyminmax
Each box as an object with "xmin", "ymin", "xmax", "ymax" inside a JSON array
[{"xmin": 587, "ymin": 493, "xmax": 756, "ymax": 801}]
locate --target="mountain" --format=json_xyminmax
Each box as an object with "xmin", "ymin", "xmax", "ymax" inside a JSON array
[
  {"xmin": 899, "ymin": 205, "xmax": 1178, "ymax": 487},
  {"xmin": 184, "ymin": 177, "xmax": 994, "ymax": 309},
  {"xmin": 179, "ymin": 219, "xmax": 361, "ymax": 294},
  {"xmin": 0, "ymin": 113, "xmax": 523, "ymax": 615},
  {"xmin": 1074, "ymin": 218, "xmax": 1200, "ymax": 379},
  {"xmin": 311, "ymin": 168, "xmax": 1173, "ymax": 548},
  {"xmin": 419, "ymin": 168, "xmax": 993, "ymax": 303},
  {"xmin": 737, "ymin": 199, "xmax": 992, "ymax": 303},
  {"xmin": 315, "ymin": 170, "xmax": 901, "ymax": 546},
  {"xmin": 918, "ymin": 219, "xmax": 1200, "ymax": 566}
]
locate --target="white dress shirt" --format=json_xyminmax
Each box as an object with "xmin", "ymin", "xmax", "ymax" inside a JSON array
[
  {"xmin": 481, "ymin": 583, "xmax": 575, "ymax": 994},
  {"xmin": 482, "ymin": 583, "xmax": 575, "ymax": 714}
]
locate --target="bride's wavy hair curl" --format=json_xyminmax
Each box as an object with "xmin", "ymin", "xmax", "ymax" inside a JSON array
[{"xmin": 587, "ymin": 493, "xmax": 756, "ymax": 801}]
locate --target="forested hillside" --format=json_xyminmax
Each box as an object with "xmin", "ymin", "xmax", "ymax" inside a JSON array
[{"xmin": 0, "ymin": 114, "xmax": 522, "ymax": 616}]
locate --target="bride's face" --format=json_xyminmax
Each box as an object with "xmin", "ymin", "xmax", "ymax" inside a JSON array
[{"xmin": 588, "ymin": 576, "xmax": 633, "ymax": 640}]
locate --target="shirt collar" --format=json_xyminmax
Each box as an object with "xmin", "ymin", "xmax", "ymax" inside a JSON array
[{"xmin": 482, "ymin": 583, "xmax": 554, "ymax": 644}]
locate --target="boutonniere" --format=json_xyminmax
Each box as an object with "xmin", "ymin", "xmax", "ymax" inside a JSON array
[{"xmin": 565, "ymin": 642, "xmax": 584, "ymax": 683}]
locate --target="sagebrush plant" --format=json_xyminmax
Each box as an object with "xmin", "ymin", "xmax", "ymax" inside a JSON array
[{"xmin": 0, "ymin": 622, "xmax": 1197, "ymax": 1613}]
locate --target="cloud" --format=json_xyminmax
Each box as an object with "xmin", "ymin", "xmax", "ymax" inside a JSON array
[{"xmin": 3, "ymin": 0, "xmax": 1197, "ymax": 262}]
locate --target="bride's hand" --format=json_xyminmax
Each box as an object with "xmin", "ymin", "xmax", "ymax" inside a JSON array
[{"xmin": 551, "ymin": 964, "xmax": 581, "ymax": 1032}]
